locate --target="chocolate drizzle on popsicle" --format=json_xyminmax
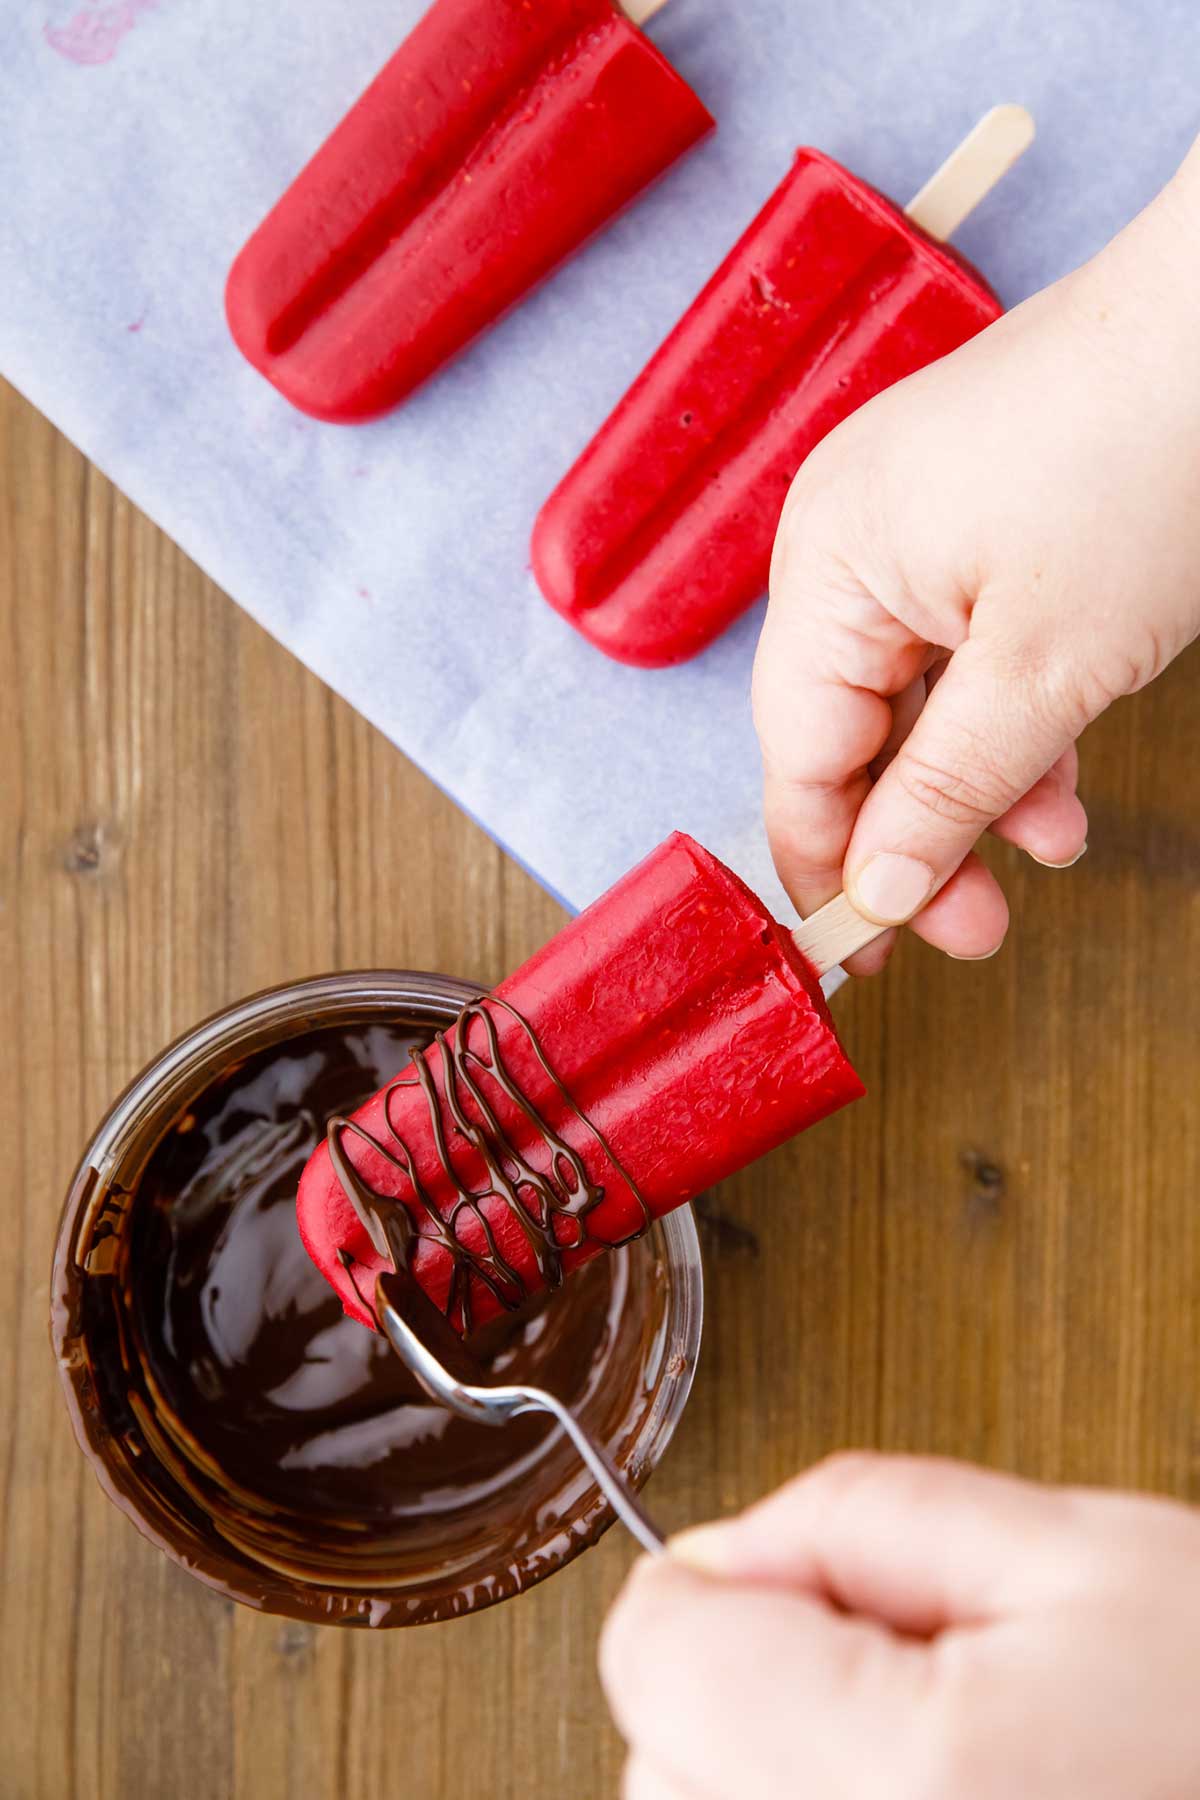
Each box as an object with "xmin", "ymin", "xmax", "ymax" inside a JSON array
[{"xmin": 326, "ymin": 997, "xmax": 649, "ymax": 1333}]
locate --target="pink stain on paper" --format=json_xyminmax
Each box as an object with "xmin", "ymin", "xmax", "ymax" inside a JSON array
[{"xmin": 44, "ymin": 0, "xmax": 158, "ymax": 66}]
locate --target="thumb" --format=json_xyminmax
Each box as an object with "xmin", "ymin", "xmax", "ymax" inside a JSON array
[{"xmin": 842, "ymin": 642, "xmax": 1077, "ymax": 925}]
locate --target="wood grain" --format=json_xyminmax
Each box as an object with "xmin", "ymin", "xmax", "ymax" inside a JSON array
[{"xmin": 4, "ymin": 371, "xmax": 1200, "ymax": 1798}]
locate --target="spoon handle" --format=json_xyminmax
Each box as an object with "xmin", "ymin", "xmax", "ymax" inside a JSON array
[
  {"xmin": 375, "ymin": 1276, "xmax": 667, "ymax": 1556},
  {"xmin": 521, "ymin": 1386, "xmax": 666, "ymax": 1557}
]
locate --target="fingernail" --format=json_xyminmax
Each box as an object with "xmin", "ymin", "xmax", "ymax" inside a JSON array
[
  {"xmin": 946, "ymin": 945, "xmax": 1003, "ymax": 962},
  {"xmin": 1029, "ymin": 842, "xmax": 1087, "ymax": 870},
  {"xmin": 666, "ymin": 1524, "xmax": 733, "ymax": 1574},
  {"xmin": 850, "ymin": 852, "xmax": 936, "ymax": 925}
]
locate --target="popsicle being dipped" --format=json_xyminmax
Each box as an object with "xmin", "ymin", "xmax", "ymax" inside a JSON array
[
  {"xmin": 226, "ymin": 0, "xmax": 713, "ymax": 422},
  {"xmin": 297, "ymin": 832, "xmax": 864, "ymax": 1334},
  {"xmin": 533, "ymin": 106, "xmax": 1034, "ymax": 667}
]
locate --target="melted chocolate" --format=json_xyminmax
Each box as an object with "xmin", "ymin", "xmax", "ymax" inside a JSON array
[
  {"xmin": 134, "ymin": 1018, "xmax": 632, "ymax": 1517},
  {"xmin": 54, "ymin": 1003, "xmax": 680, "ymax": 1627},
  {"xmin": 327, "ymin": 997, "xmax": 650, "ymax": 1332}
]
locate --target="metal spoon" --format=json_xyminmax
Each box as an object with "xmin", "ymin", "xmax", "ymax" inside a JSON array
[{"xmin": 373, "ymin": 1271, "xmax": 665, "ymax": 1556}]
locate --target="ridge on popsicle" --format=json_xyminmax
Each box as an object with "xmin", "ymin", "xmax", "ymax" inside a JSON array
[
  {"xmin": 533, "ymin": 108, "xmax": 1034, "ymax": 667},
  {"xmin": 226, "ymin": 0, "xmax": 714, "ymax": 421},
  {"xmin": 297, "ymin": 832, "xmax": 864, "ymax": 1334}
]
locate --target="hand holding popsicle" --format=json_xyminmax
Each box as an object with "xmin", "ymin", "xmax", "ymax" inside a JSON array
[{"xmin": 755, "ymin": 133, "xmax": 1200, "ymax": 969}]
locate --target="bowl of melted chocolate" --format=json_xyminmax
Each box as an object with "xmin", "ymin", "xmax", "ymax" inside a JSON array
[{"xmin": 51, "ymin": 972, "xmax": 703, "ymax": 1627}]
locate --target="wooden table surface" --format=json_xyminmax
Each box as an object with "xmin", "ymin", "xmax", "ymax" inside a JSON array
[{"xmin": 4, "ymin": 372, "xmax": 1200, "ymax": 1800}]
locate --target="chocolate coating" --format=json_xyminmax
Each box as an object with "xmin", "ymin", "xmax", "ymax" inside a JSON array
[{"xmin": 327, "ymin": 996, "xmax": 650, "ymax": 1334}]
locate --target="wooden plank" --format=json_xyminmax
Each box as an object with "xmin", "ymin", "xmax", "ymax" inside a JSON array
[{"xmin": 4, "ymin": 369, "xmax": 1200, "ymax": 1797}]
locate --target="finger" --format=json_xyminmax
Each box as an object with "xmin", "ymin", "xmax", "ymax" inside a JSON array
[
  {"xmin": 666, "ymin": 1453, "xmax": 1088, "ymax": 1637},
  {"xmin": 843, "ymin": 646, "xmax": 1077, "ymax": 925},
  {"xmin": 839, "ymin": 924, "xmax": 898, "ymax": 979},
  {"xmin": 989, "ymin": 748, "xmax": 1088, "ymax": 867},
  {"xmin": 753, "ymin": 570, "xmax": 929, "ymax": 921},
  {"xmin": 757, "ymin": 671, "xmax": 888, "ymax": 919},
  {"xmin": 622, "ymin": 1753, "xmax": 714, "ymax": 1800},
  {"xmin": 868, "ymin": 664, "xmax": 942, "ymax": 778},
  {"xmin": 601, "ymin": 1555, "xmax": 925, "ymax": 1799},
  {"xmin": 839, "ymin": 663, "xmax": 951, "ymax": 972},
  {"xmin": 906, "ymin": 852, "xmax": 1009, "ymax": 960},
  {"xmin": 843, "ymin": 853, "xmax": 1007, "ymax": 972},
  {"xmin": 879, "ymin": 709, "xmax": 1087, "ymax": 873}
]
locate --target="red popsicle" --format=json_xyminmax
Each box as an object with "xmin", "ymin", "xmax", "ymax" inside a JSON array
[
  {"xmin": 226, "ymin": 0, "xmax": 713, "ymax": 422},
  {"xmin": 297, "ymin": 832, "xmax": 863, "ymax": 1333},
  {"xmin": 533, "ymin": 108, "xmax": 1034, "ymax": 666}
]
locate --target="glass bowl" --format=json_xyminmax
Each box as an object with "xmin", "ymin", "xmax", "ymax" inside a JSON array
[{"xmin": 50, "ymin": 971, "xmax": 703, "ymax": 1626}]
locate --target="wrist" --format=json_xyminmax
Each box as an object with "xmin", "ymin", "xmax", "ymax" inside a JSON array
[
  {"xmin": 1163, "ymin": 131, "xmax": 1200, "ymax": 234},
  {"xmin": 1069, "ymin": 135, "xmax": 1200, "ymax": 401}
]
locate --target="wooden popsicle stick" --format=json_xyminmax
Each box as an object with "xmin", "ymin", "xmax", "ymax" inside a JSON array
[
  {"xmin": 905, "ymin": 104, "xmax": 1035, "ymax": 242},
  {"xmin": 793, "ymin": 892, "xmax": 887, "ymax": 978},
  {"xmin": 623, "ymin": 0, "xmax": 670, "ymax": 25}
]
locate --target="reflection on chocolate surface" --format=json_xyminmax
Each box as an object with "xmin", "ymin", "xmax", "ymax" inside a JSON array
[{"xmin": 52, "ymin": 980, "xmax": 698, "ymax": 1628}]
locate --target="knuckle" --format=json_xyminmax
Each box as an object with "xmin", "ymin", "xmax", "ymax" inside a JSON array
[
  {"xmin": 803, "ymin": 1449, "xmax": 891, "ymax": 1507},
  {"xmin": 1055, "ymin": 1488, "xmax": 1200, "ymax": 1592},
  {"xmin": 770, "ymin": 475, "xmax": 827, "ymax": 598},
  {"xmin": 993, "ymin": 628, "xmax": 1148, "ymax": 740},
  {"xmin": 1038, "ymin": 640, "xmax": 1150, "ymax": 726},
  {"xmin": 893, "ymin": 747, "xmax": 1007, "ymax": 828},
  {"xmin": 778, "ymin": 436, "xmax": 848, "ymax": 537},
  {"xmin": 804, "ymin": 1453, "xmax": 981, "ymax": 1540},
  {"xmin": 771, "ymin": 437, "xmax": 882, "ymax": 603},
  {"xmin": 1030, "ymin": 652, "xmax": 1109, "ymax": 737}
]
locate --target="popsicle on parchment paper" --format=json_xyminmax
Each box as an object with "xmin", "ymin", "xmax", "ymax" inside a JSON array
[
  {"xmin": 533, "ymin": 107, "xmax": 1035, "ymax": 667},
  {"xmin": 226, "ymin": 0, "xmax": 713, "ymax": 421}
]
